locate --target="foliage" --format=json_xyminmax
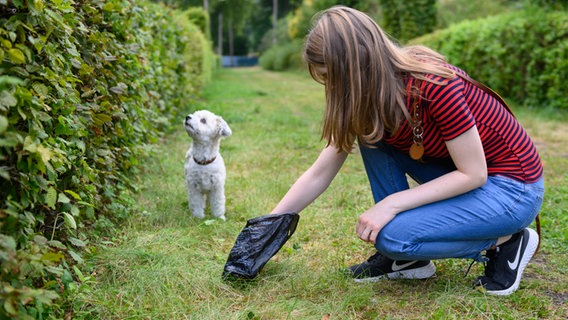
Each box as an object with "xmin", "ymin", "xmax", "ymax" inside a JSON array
[
  {"xmin": 0, "ymin": 0, "xmax": 212, "ymax": 318},
  {"xmin": 285, "ymin": 0, "xmax": 433, "ymax": 44},
  {"xmin": 287, "ymin": 0, "xmax": 375, "ymax": 41},
  {"xmin": 262, "ymin": 0, "xmax": 379, "ymax": 70},
  {"xmin": 379, "ymin": 0, "xmax": 437, "ymax": 42},
  {"xmin": 528, "ymin": 0, "xmax": 568, "ymax": 9},
  {"xmin": 436, "ymin": 0, "xmax": 514, "ymax": 29},
  {"xmin": 264, "ymin": 0, "xmax": 437, "ymax": 70},
  {"xmin": 257, "ymin": 16, "xmax": 292, "ymax": 54},
  {"xmin": 185, "ymin": 6, "xmax": 211, "ymax": 39},
  {"xmin": 213, "ymin": 0, "xmax": 256, "ymax": 55},
  {"xmin": 150, "ymin": 0, "xmax": 193, "ymax": 9},
  {"xmin": 259, "ymin": 39, "xmax": 305, "ymax": 71},
  {"xmin": 243, "ymin": 0, "xmax": 300, "ymax": 54},
  {"xmin": 414, "ymin": 7, "xmax": 567, "ymax": 110}
]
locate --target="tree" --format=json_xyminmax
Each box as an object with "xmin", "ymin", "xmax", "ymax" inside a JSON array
[
  {"xmin": 287, "ymin": 0, "xmax": 379, "ymax": 41},
  {"xmin": 273, "ymin": 0, "xmax": 278, "ymax": 44},
  {"xmin": 208, "ymin": 0, "xmax": 297, "ymax": 55},
  {"xmin": 151, "ymin": 0, "xmax": 301, "ymax": 55},
  {"xmin": 210, "ymin": 0, "xmax": 255, "ymax": 56},
  {"xmin": 379, "ymin": 0, "xmax": 437, "ymax": 42}
]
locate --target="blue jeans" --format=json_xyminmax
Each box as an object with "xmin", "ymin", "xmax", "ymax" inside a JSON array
[{"xmin": 359, "ymin": 142, "xmax": 544, "ymax": 262}]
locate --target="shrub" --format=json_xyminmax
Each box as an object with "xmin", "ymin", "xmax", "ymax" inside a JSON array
[
  {"xmin": 414, "ymin": 7, "xmax": 567, "ymax": 110},
  {"xmin": 380, "ymin": 0, "xmax": 437, "ymax": 42},
  {"xmin": 185, "ymin": 6, "xmax": 211, "ymax": 40},
  {"xmin": 259, "ymin": 39, "xmax": 304, "ymax": 71},
  {"xmin": 0, "ymin": 0, "xmax": 211, "ymax": 317},
  {"xmin": 436, "ymin": 0, "xmax": 513, "ymax": 29}
]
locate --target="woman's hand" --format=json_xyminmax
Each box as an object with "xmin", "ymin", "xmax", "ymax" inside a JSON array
[{"xmin": 355, "ymin": 203, "xmax": 397, "ymax": 244}]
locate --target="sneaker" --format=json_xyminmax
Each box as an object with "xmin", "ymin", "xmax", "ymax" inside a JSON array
[
  {"xmin": 474, "ymin": 228, "xmax": 539, "ymax": 296},
  {"xmin": 346, "ymin": 252, "xmax": 436, "ymax": 283}
]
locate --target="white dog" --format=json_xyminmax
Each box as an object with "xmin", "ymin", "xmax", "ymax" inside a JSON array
[{"xmin": 184, "ymin": 110, "xmax": 232, "ymax": 220}]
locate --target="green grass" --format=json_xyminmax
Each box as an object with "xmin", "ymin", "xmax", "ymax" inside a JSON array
[{"xmin": 76, "ymin": 67, "xmax": 568, "ymax": 319}]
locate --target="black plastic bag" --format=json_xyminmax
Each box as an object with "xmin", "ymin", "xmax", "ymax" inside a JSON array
[{"xmin": 222, "ymin": 212, "xmax": 299, "ymax": 280}]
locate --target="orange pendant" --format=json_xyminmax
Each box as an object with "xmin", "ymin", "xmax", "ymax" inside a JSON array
[{"xmin": 409, "ymin": 143, "xmax": 424, "ymax": 160}]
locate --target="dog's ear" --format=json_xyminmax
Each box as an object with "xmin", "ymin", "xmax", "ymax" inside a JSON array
[{"xmin": 217, "ymin": 116, "xmax": 232, "ymax": 137}]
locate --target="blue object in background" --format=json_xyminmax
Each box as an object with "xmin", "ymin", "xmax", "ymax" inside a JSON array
[{"xmin": 222, "ymin": 56, "xmax": 259, "ymax": 67}]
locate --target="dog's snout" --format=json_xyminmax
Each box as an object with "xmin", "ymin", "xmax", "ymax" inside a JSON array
[{"xmin": 186, "ymin": 115, "xmax": 192, "ymax": 121}]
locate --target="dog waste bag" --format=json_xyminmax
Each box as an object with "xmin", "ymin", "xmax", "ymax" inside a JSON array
[{"xmin": 223, "ymin": 212, "xmax": 299, "ymax": 280}]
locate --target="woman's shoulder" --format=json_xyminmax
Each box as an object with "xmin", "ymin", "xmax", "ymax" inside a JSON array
[
  {"xmin": 423, "ymin": 63, "xmax": 467, "ymax": 81},
  {"xmin": 420, "ymin": 69, "xmax": 470, "ymax": 103},
  {"xmin": 423, "ymin": 64, "xmax": 468, "ymax": 89}
]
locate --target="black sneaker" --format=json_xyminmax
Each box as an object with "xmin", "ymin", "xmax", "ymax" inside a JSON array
[
  {"xmin": 346, "ymin": 252, "xmax": 436, "ymax": 283},
  {"xmin": 474, "ymin": 228, "xmax": 539, "ymax": 296}
]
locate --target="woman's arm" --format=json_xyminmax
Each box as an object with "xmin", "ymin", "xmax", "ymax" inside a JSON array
[
  {"xmin": 271, "ymin": 145, "xmax": 349, "ymax": 214},
  {"xmin": 356, "ymin": 126, "xmax": 487, "ymax": 243}
]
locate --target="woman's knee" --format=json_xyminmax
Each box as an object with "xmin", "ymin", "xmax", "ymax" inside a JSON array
[{"xmin": 375, "ymin": 231, "xmax": 413, "ymax": 260}]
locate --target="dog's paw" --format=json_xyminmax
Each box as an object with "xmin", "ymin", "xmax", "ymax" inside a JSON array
[{"xmin": 217, "ymin": 215, "xmax": 226, "ymax": 221}]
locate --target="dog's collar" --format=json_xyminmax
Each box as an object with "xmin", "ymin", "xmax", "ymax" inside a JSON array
[{"xmin": 193, "ymin": 156, "xmax": 216, "ymax": 165}]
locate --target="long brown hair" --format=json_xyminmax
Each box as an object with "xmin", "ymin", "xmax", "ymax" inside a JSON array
[{"xmin": 304, "ymin": 6, "xmax": 455, "ymax": 153}]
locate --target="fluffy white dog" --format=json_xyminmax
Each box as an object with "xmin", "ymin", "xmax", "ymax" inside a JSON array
[{"xmin": 184, "ymin": 110, "xmax": 232, "ymax": 220}]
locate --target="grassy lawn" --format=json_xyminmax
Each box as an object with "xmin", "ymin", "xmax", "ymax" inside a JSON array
[{"xmin": 77, "ymin": 67, "xmax": 567, "ymax": 319}]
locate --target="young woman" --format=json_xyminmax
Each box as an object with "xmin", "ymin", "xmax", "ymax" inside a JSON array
[{"xmin": 271, "ymin": 6, "xmax": 544, "ymax": 296}]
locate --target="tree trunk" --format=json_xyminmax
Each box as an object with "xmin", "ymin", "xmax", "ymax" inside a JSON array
[
  {"xmin": 273, "ymin": 0, "xmax": 278, "ymax": 45},
  {"xmin": 229, "ymin": 17, "xmax": 235, "ymax": 66},
  {"xmin": 217, "ymin": 12, "xmax": 223, "ymax": 57}
]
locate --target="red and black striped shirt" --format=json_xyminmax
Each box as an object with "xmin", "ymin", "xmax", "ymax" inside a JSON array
[{"xmin": 385, "ymin": 65, "xmax": 543, "ymax": 183}]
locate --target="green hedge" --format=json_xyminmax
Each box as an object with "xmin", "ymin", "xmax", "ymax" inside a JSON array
[
  {"xmin": 185, "ymin": 6, "xmax": 211, "ymax": 40},
  {"xmin": 414, "ymin": 7, "xmax": 567, "ymax": 110},
  {"xmin": 380, "ymin": 0, "xmax": 437, "ymax": 42},
  {"xmin": 0, "ymin": 0, "xmax": 212, "ymax": 318},
  {"xmin": 259, "ymin": 39, "xmax": 305, "ymax": 71}
]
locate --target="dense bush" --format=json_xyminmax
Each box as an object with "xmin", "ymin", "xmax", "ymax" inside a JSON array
[
  {"xmin": 259, "ymin": 39, "xmax": 304, "ymax": 71},
  {"xmin": 183, "ymin": 6, "xmax": 216, "ymax": 85},
  {"xmin": 436, "ymin": 0, "xmax": 513, "ymax": 29},
  {"xmin": 380, "ymin": 0, "xmax": 437, "ymax": 42},
  {"xmin": 414, "ymin": 7, "xmax": 567, "ymax": 110},
  {"xmin": 0, "ymin": 0, "xmax": 212, "ymax": 318},
  {"xmin": 185, "ymin": 6, "xmax": 211, "ymax": 39}
]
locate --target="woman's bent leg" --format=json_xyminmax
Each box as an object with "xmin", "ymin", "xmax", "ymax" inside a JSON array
[
  {"xmin": 350, "ymin": 143, "xmax": 455, "ymax": 280},
  {"xmin": 376, "ymin": 177, "xmax": 544, "ymax": 262},
  {"xmin": 356, "ymin": 142, "xmax": 544, "ymax": 291}
]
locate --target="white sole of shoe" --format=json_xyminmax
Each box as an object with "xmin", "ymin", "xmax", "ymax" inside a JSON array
[
  {"xmin": 486, "ymin": 228, "xmax": 539, "ymax": 296},
  {"xmin": 353, "ymin": 261, "xmax": 437, "ymax": 283}
]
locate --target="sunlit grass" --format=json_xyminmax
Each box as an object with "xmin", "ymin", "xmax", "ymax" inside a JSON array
[{"xmin": 78, "ymin": 67, "xmax": 568, "ymax": 319}]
